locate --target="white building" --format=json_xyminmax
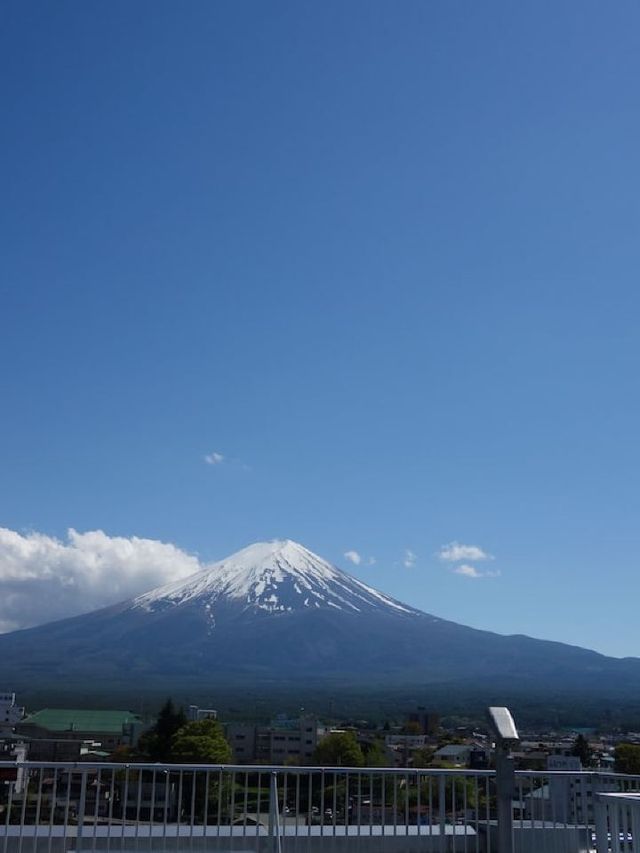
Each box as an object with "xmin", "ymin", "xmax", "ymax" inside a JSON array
[
  {"xmin": 187, "ymin": 705, "xmax": 217, "ymax": 721},
  {"xmin": 0, "ymin": 692, "xmax": 24, "ymax": 737}
]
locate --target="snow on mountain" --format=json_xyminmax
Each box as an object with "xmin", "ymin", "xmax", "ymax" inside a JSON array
[{"xmin": 132, "ymin": 539, "xmax": 420, "ymax": 619}]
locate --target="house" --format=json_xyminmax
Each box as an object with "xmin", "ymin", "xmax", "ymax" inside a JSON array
[{"xmin": 432, "ymin": 744, "xmax": 474, "ymax": 766}]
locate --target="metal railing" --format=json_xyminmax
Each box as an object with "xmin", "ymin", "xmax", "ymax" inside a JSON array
[
  {"xmin": 2, "ymin": 761, "xmax": 640, "ymax": 852},
  {"xmin": 595, "ymin": 791, "xmax": 640, "ymax": 853}
]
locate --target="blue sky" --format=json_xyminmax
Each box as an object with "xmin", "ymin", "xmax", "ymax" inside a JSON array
[{"xmin": 2, "ymin": 2, "xmax": 639, "ymax": 656}]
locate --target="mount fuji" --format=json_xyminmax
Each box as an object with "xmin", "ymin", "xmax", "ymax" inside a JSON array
[
  {"xmin": 1, "ymin": 539, "xmax": 639, "ymax": 703},
  {"xmin": 133, "ymin": 540, "xmax": 419, "ymax": 620}
]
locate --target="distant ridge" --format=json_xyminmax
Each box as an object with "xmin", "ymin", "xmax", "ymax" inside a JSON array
[{"xmin": 1, "ymin": 539, "xmax": 639, "ymax": 703}]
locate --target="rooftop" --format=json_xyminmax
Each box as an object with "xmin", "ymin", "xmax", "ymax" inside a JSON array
[{"xmin": 19, "ymin": 708, "xmax": 142, "ymax": 734}]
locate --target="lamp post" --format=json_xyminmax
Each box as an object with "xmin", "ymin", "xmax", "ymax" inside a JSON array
[{"xmin": 487, "ymin": 706, "xmax": 519, "ymax": 853}]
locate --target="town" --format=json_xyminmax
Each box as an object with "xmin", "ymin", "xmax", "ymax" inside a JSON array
[
  {"xmin": 3, "ymin": 689, "xmax": 640, "ymax": 850},
  {"xmin": 3, "ymin": 690, "xmax": 640, "ymax": 774}
]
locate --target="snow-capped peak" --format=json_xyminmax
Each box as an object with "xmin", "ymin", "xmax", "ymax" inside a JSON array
[{"xmin": 132, "ymin": 539, "xmax": 418, "ymax": 618}]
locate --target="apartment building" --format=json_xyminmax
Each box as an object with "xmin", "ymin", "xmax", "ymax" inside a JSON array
[{"xmin": 226, "ymin": 716, "xmax": 319, "ymax": 764}]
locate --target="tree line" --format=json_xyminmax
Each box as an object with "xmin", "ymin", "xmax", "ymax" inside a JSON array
[{"xmin": 115, "ymin": 700, "xmax": 232, "ymax": 763}]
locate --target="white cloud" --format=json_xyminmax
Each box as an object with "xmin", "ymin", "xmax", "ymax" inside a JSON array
[
  {"xmin": 437, "ymin": 541, "xmax": 493, "ymax": 562},
  {"xmin": 0, "ymin": 527, "xmax": 202, "ymax": 633},
  {"xmin": 453, "ymin": 564, "xmax": 501, "ymax": 579},
  {"xmin": 403, "ymin": 549, "xmax": 417, "ymax": 568},
  {"xmin": 453, "ymin": 564, "xmax": 481, "ymax": 578},
  {"xmin": 343, "ymin": 550, "xmax": 362, "ymax": 566},
  {"xmin": 204, "ymin": 451, "xmax": 224, "ymax": 465}
]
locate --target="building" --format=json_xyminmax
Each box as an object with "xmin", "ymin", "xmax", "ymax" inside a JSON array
[
  {"xmin": 519, "ymin": 755, "xmax": 619, "ymax": 825},
  {"xmin": 21, "ymin": 737, "xmax": 113, "ymax": 762},
  {"xmin": 407, "ymin": 708, "xmax": 440, "ymax": 735},
  {"xmin": 17, "ymin": 709, "xmax": 144, "ymax": 753},
  {"xmin": 385, "ymin": 734, "xmax": 427, "ymax": 749},
  {"xmin": 468, "ymin": 748, "xmax": 490, "ymax": 769},
  {"xmin": 432, "ymin": 744, "xmax": 475, "ymax": 766},
  {"xmin": 0, "ymin": 741, "xmax": 27, "ymax": 794},
  {"xmin": 0, "ymin": 692, "xmax": 24, "ymax": 737},
  {"xmin": 384, "ymin": 733, "xmax": 427, "ymax": 766},
  {"xmin": 226, "ymin": 716, "xmax": 319, "ymax": 764},
  {"xmin": 187, "ymin": 705, "xmax": 217, "ymax": 721}
]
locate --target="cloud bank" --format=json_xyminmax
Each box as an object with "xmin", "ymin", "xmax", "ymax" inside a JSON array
[{"xmin": 0, "ymin": 528, "xmax": 201, "ymax": 634}]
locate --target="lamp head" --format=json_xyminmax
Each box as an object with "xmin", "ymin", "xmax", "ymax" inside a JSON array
[{"xmin": 486, "ymin": 706, "xmax": 519, "ymax": 746}]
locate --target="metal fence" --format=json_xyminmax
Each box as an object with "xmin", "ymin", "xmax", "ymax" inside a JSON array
[
  {"xmin": 595, "ymin": 792, "xmax": 640, "ymax": 853},
  {"xmin": 2, "ymin": 761, "xmax": 640, "ymax": 853}
]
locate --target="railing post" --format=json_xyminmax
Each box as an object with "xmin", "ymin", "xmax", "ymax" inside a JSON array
[
  {"xmin": 495, "ymin": 749, "xmax": 515, "ymax": 853},
  {"xmin": 268, "ymin": 771, "xmax": 282, "ymax": 853},
  {"xmin": 76, "ymin": 769, "xmax": 88, "ymax": 853},
  {"xmin": 593, "ymin": 794, "xmax": 608, "ymax": 853},
  {"xmin": 438, "ymin": 775, "xmax": 446, "ymax": 853}
]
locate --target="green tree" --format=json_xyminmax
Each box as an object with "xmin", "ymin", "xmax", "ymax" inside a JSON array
[
  {"xmin": 615, "ymin": 743, "xmax": 640, "ymax": 775},
  {"xmin": 570, "ymin": 734, "xmax": 592, "ymax": 767},
  {"xmin": 363, "ymin": 739, "xmax": 390, "ymax": 767},
  {"xmin": 171, "ymin": 718, "xmax": 232, "ymax": 763},
  {"xmin": 411, "ymin": 746, "xmax": 434, "ymax": 768},
  {"xmin": 313, "ymin": 732, "xmax": 364, "ymax": 767},
  {"xmin": 138, "ymin": 699, "xmax": 187, "ymax": 761}
]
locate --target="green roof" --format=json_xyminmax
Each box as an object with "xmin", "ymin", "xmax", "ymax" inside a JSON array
[{"xmin": 20, "ymin": 709, "xmax": 142, "ymax": 734}]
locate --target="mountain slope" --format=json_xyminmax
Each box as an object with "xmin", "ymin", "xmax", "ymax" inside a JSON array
[
  {"xmin": 132, "ymin": 540, "xmax": 419, "ymax": 619},
  {"xmin": 0, "ymin": 539, "xmax": 638, "ymax": 701}
]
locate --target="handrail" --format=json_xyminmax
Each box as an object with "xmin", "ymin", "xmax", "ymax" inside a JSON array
[
  {"xmin": 1, "ymin": 759, "xmax": 638, "ymax": 779},
  {"xmin": 0, "ymin": 760, "xmax": 496, "ymax": 774},
  {"xmin": 2, "ymin": 761, "xmax": 640, "ymax": 852}
]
